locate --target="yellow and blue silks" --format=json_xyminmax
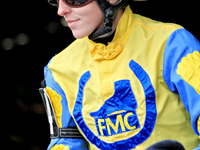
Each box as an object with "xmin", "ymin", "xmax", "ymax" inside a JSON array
[{"xmin": 44, "ymin": 6, "xmax": 200, "ymax": 150}]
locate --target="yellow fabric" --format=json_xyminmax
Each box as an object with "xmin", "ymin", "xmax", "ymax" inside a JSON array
[
  {"xmin": 48, "ymin": 6, "xmax": 200, "ymax": 150},
  {"xmin": 46, "ymin": 87, "xmax": 62, "ymax": 128},
  {"xmin": 50, "ymin": 144, "xmax": 70, "ymax": 150},
  {"xmin": 90, "ymin": 41, "xmax": 123, "ymax": 60},
  {"xmin": 177, "ymin": 51, "xmax": 200, "ymax": 95}
]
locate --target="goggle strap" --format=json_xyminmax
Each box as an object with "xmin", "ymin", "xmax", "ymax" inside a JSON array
[{"xmin": 48, "ymin": 0, "xmax": 58, "ymax": 6}]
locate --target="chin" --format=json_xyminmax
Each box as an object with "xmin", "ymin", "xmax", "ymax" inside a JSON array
[
  {"xmin": 71, "ymin": 29, "xmax": 93, "ymax": 39},
  {"xmin": 73, "ymin": 34, "xmax": 86, "ymax": 39}
]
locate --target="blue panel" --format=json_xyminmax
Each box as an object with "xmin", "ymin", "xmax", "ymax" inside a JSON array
[
  {"xmin": 163, "ymin": 28, "xmax": 200, "ymax": 135},
  {"xmin": 45, "ymin": 65, "xmax": 71, "ymax": 128}
]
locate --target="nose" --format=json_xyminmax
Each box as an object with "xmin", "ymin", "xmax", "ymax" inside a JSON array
[{"xmin": 57, "ymin": 0, "xmax": 72, "ymax": 16}]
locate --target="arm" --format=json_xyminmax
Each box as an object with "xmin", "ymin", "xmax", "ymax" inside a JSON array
[
  {"xmin": 163, "ymin": 29, "xmax": 200, "ymax": 149},
  {"xmin": 41, "ymin": 63, "xmax": 88, "ymax": 150}
]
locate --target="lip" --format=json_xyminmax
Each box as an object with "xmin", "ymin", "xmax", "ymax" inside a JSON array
[{"xmin": 67, "ymin": 19, "xmax": 79, "ymax": 27}]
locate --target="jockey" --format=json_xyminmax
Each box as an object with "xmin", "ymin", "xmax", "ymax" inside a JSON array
[{"xmin": 39, "ymin": 0, "xmax": 200, "ymax": 149}]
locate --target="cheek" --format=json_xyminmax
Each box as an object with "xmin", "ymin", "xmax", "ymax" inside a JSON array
[
  {"xmin": 85, "ymin": 5, "xmax": 103, "ymax": 27},
  {"xmin": 83, "ymin": 14, "xmax": 103, "ymax": 31},
  {"xmin": 82, "ymin": 1, "xmax": 103, "ymax": 30},
  {"xmin": 71, "ymin": 2, "xmax": 103, "ymax": 38},
  {"xmin": 88, "ymin": 1, "xmax": 103, "ymax": 28}
]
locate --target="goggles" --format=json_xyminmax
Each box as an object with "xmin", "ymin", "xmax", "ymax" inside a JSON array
[
  {"xmin": 48, "ymin": 0, "xmax": 94, "ymax": 7},
  {"xmin": 59, "ymin": 0, "xmax": 94, "ymax": 7},
  {"xmin": 48, "ymin": 0, "xmax": 123, "ymax": 8}
]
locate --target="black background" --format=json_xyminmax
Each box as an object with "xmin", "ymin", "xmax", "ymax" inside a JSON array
[{"xmin": 1, "ymin": 1, "xmax": 199, "ymax": 149}]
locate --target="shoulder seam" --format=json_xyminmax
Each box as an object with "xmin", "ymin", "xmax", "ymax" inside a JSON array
[{"xmin": 132, "ymin": 14, "xmax": 183, "ymax": 31}]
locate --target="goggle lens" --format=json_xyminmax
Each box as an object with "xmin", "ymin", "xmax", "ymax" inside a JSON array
[
  {"xmin": 65, "ymin": 0, "xmax": 88, "ymax": 6},
  {"xmin": 57, "ymin": 0, "xmax": 94, "ymax": 7}
]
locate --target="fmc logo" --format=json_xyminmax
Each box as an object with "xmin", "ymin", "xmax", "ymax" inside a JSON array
[
  {"xmin": 73, "ymin": 60, "xmax": 157, "ymax": 150},
  {"xmin": 90, "ymin": 79, "xmax": 141, "ymax": 136}
]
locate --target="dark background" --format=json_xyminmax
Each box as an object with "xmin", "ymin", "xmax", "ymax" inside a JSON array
[{"xmin": 1, "ymin": 1, "xmax": 199, "ymax": 149}]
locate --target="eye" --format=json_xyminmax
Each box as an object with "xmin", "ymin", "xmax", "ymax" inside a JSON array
[{"xmin": 74, "ymin": 0, "xmax": 87, "ymax": 5}]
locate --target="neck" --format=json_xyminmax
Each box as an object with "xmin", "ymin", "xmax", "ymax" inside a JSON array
[
  {"xmin": 89, "ymin": 9, "xmax": 124, "ymax": 41},
  {"xmin": 111, "ymin": 9, "xmax": 124, "ymax": 34},
  {"xmin": 93, "ymin": 30, "xmax": 116, "ymax": 45}
]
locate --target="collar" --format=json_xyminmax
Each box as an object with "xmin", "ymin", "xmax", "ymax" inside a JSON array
[{"xmin": 88, "ymin": 6, "xmax": 134, "ymax": 60}]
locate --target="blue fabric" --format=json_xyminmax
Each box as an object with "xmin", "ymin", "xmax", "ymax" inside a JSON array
[
  {"xmin": 44, "ymin": 62, "xmax": 88, "ymax": 150},
  {"xmin": 73, "ymin": 60, "xmax": 157, "ymax": 150},
  {"xmin": 163, "ymin": 28, "xmax": 200, "ymax": 137},
  {"xmin": 47, "ymin": 138, "xmax": 88, "ymax": 150},
  {"xmin": 194, "ymin": 144, "xmax": 200, "ymax": 150},
  {"xmin": 45, "ymin": 64, "xmax": 72, "ymax": 128}
]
